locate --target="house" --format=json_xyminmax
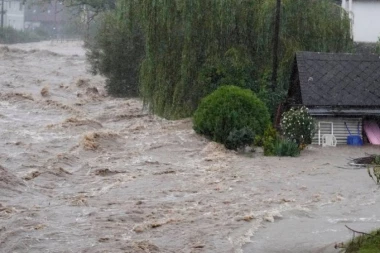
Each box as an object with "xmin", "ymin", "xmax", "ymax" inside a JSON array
[
  {"xmin": 24, "ymin": 0, "xmax": 67, "ymax": 33},
  {"xmin": 286, "ymin": 51, "xmax": 380, "ymax": 145},
  {"xmin": 2, "ymin": 0, "xmax": 25, "ymax": 30},
  {"xmin": 341, "ymin": 0, "xmax": 380, "ymax": 42}
]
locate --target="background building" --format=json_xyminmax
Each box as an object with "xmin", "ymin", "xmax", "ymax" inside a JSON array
[
  {"xmin": 342, "ymin": 0, "xmax": 380, "ymax": 42},
  {"xmin": 2, "ymin": 0, "xmax": 25, "ymax": 30}
]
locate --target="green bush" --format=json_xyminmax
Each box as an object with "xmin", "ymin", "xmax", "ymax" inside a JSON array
[
  {"xmin": 280, "ymin": 106, "xmax": 316, "ymax": 148},
  {"xmin": 86, "ymin": 10, "xmax": 144, "ymax": 97},
  {"xmin": 254, "ymin": 135, "xmax": 263, "ymax": 147},
  {"xmin": 225, "ymin": 127, "xmax": 255, "ymax": 150},
  {"xmin": 263, "ymin": 125, "xmax": 278, "ymax": 156},
  {"xmin": 345, "ymin": 229, "xmax": 380, "ymax": 253},
  {"xmin": 274, "ymin": 138, "xmax": 300, "ymax": 157},
  {"xmin": 367, "ymin": 155, "xmax": 380, "ymax": 185},
  {"xmin": 193, "ymin": 85, "xmax": 270, "ymax": 146}
]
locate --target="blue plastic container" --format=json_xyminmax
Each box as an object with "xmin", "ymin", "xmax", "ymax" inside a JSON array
[
  {"xmin": 347, "ymin": 135, "xmax": 363, "ymax": 146},
  {"xmin": 345, "ymin": 122, "xmax": 363, "ymax": 146}
]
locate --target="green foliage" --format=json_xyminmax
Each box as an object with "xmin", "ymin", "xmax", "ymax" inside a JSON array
[
  {"xmin": 86, "ymin": 1, "xmax": 144, "ymax": 97},
  {"xmin": 225, "ymin": 127, "xmax": 255, "ymax": 151},
  {"xmin": 280, "ymin": 106, "xmax": 316, "ymax": 147},
  {"xmin": 263, "ymin": 125, "xmax": 278, "ymax": 156},
  {"xmin": 193, "ymin": 86, "xmax": 270, "ymax": 146},
  {"xmin": 138, "ymin": 0, "xmax": 352, "ymax": 119},
  {"xmin": 262, "ymin": 125, "xmax": 300, "ymax": 156},
  {"xmin": 273, "ymin": 138, "xmax": 300, "ymax": 157},
  {"xmin": 197, "ymin": 47, "xmax": 257, "ymax": 97},
  {"xmin": 254, "ymin": 135, "xmax": 263, "ymax": 147},
  {"xmin": 367, "ymin": 155, "xmax": 380, "ymax": 185},
  {"xmin": 376, "ymin": 37, "xmax": 380, "ymax": 54},
  {"xmin": 345, "ymin": 229, "xmax": 380, "ymax": 253},
  {"xmin": 0, "ymin": 27, "xmax": 47, "ymax": 44}
]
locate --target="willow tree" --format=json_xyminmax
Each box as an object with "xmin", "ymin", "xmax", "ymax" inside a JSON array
[
  {"xmin": 87, "ymin": 0, "xmax": 144, "ymax": 96},
  {"xmin": 138, "ymin": 0, "xmax": 352, "ymax": 119},
  {"xmin": 254, "ymin": 0, "xmax": 352, "ymax": 112}
]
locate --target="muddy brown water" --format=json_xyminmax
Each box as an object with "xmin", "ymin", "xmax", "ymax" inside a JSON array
[{"xmin": 1, "ymin": 41, "xmax": 380, "ymax": 253}]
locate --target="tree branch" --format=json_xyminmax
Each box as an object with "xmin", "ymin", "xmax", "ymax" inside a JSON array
[{"xmin": 345, "ymin": 225, "xmax": 373, "ymax": 237}]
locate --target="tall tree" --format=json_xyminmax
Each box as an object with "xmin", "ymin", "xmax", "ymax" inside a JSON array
[
  {"xmin": 88, "ymin": 0, "xmax": 352, "ymax": 119},
  {"xmin": 138, "ymin": 0, "xmax": 352, "ymax": 119},
  {"xmin": 271, "ymin": 0, "xmax": 281, "ymax": 92}
]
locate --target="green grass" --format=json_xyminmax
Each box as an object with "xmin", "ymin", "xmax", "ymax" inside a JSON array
[{"xmin": 345, "ymin": 229, "xmax": 380, "ymax": 253}]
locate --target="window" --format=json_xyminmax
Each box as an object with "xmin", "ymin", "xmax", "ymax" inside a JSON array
[
  {"xmin": 9, "ymin": 1, "xmax": 11, "ymax": 9},
  {"xmin": 19, "ymin": 3, "xmax": 23, "ymax": 11}
]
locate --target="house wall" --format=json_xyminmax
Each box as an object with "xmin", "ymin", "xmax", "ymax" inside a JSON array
[
  {"xmin": 312, "ymin": 117, "xmax": 362, "ymax": 145},
  {"xmin": 3, "ymin": 0, "xmax": 25, "ymax": 31},
  {"xmin": 342, "ymin": 0, "xmax": 380, "ymax": 42}
]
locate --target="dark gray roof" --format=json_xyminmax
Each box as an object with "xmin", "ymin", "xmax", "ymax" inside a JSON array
[{"xmin": 296, "ymin": 51, "xmax": 380, "ymax": 107}]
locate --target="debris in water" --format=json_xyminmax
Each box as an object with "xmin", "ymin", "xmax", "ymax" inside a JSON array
[
  {"xmin": 133, "ymin": 241, "xmax": 160, "ymax": 252},
  {"xmin": 76, "ymin": 78, "xmax": 90, "ymax": 87},
  {"xmin": 40, "ymin": 86, "xmax": 49, "ymax": 97},
  {"xmin": 94, "ymin": 168, "xmax": 121, "ymax": 176},
  {"xmin": 22, "ymin": 170, "xmax": 41, "ymax": 181}
]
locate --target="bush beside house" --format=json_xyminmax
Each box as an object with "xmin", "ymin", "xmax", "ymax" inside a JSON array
[
  {"xmin": 193, "ymin": 85, "xmax": 270, "ymax": 150},
  {"xmin": 280, "ymin": 106, "xmax": 316, "ymax": 148}
]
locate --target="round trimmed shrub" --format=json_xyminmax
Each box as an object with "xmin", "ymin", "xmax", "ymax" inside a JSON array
[{"xmin": 193, "ymin": 85, "xmax": 270, "ymax": 146}]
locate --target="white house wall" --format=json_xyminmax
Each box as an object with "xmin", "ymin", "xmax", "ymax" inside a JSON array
[
  {"xmin": 312, "ymin": 117, "xmax": 362, "ymax": 145},
  {"xmin": 4, "ymin": 0, "xmax": 24, "ymax": 31},
  {"xmin": 342, "ymin": 0, "xmax": 380, "ymax": 42}
]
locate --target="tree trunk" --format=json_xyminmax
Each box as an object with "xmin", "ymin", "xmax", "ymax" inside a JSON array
[{"xmin": 271, "ymin": 0, "xmax": 281, "ymax": 92}]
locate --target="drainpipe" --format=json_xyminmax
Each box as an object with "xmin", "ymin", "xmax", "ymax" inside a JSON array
[{"xmin": 348, "ymin": 0, "xmax": 353, "ymax": 19}]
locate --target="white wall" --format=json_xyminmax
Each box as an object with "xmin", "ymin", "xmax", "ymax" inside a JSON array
[
  {"xmin": 312, "ymin": 117, "xmax": 362, "ymax": 145},
  {"xmin": 342, "ymin": 0, "xmax": 380, "ymax": 42},
  {"xmin": 352, "ymin": 1, "xmax": 380, "ymax": 42},
  {"xmin": 4, "ymin": 0, "xmax": 25, "ymax": 31}
]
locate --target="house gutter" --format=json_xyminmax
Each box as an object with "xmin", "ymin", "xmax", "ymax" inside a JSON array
[{"xmin": 308, "ymin": 108, "xmax": 380, "ymax": 117}]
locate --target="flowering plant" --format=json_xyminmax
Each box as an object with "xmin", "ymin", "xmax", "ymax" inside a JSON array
[{"xmin": 280, "ymin": 106, "xmax": 316, "ymax": 148}]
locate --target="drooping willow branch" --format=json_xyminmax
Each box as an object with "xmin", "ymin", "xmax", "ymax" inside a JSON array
[{"xmin": 345, "ymin": 225, "xmax": 374, "ymax": 237}]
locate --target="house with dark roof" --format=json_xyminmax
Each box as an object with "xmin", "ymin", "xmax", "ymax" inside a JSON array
[{"xmin": 287, "ymin": 51, "xmax": 380, "ymax": 144}]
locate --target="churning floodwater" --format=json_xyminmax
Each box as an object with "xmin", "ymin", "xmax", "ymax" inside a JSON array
[{"xmin": 0, "ymin": 41, "xmax": 380, "ymax": 253}]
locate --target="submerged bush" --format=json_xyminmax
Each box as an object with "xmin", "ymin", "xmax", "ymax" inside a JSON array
[
  {"xmin": 280, "ymin": 106, "xmax": 316, "ymax": 148},
  {"xmin": 193, "ymin": 85, "xmax": 269, "ymax": 147},
  {"xmin": 274, "ymin": 138, "xmax": 300, "ymax": 157},
  {"xmin": 0, "ymin": 27, "xmax": 46, "ymax": 44},
  {"xmin": 263, "ymin": 125, "xmax": 278, "ymax": 156},
  {"xmin": 225, "ymin": 127, "xmax": 255, "ymax": 150}
]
